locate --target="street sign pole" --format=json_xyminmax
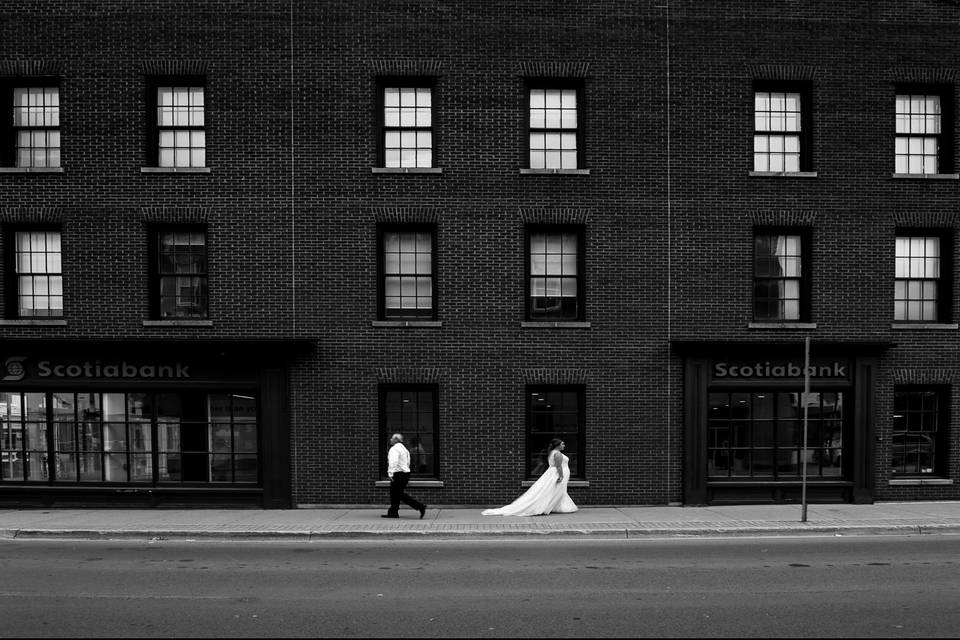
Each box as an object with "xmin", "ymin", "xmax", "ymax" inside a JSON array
[{"xmin": 801, "ymin": 335, "xmax": 810, "ymax": 523}]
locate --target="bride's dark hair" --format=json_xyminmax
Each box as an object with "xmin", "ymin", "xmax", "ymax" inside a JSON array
[{"xmin": 547, "ymin": 438, "xmax": 563, "ymax": 452}]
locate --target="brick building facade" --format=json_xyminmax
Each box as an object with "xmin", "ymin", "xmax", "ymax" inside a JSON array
[{"xmin": 0, "ymin": 1, "xmax": 958, "ymax": 508}]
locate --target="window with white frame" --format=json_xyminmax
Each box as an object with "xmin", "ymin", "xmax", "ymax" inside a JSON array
[
  {"xmin": 753, "ymin": 82, "xmax": 811, "ymax": 173},
  {"xmin": 378, "ymin": 225, "xmax": 436, "ymax": 320},
  {"xmin": 895, "ymin": 89, "xmax": 952, "ymax": 175},
  {"xmin": 147, "ymin": 77, "xmax": 206, "ymax": 168},
  {"xmin": 526, "ymin": 226, "xmax": 584, "ymax": 321},
  {"xmin": 1, "ymin": 81, "xmax": 60, "ymax": 168},
  {"xmin": 379, "ymin": 82, "xmax": 433, "ymax": 168},
  {"xmin": 894, "ymin": 232, "xmax": 951, "ymax": 323},
  {"xmin": 7, "ymin": 228, "xmax": 63, "ymax": 318},
  {"xmin": 528, "ymin": 83, "xmax": 582, "ymax": 170}
]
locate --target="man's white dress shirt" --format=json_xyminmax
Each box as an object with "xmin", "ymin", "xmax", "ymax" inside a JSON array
[{"xmin": 387, "ymin": 442, "xmax": 411, "ymax": 478}]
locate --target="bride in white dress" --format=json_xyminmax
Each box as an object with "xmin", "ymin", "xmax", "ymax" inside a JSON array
[{"xmin": 482, "ymin": 439, "xmax": 578, "ymax": 516}]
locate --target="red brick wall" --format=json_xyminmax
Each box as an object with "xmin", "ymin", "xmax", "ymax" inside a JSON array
[{"xmin": 2, "ymin": 1, "xmax": 958, "ymax": 506}]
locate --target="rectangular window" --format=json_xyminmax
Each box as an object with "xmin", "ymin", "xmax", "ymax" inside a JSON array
[
  {"xmin": 379, "ymin": 386, "xmax": 438, "ymax": 479},
  {"xmin": 753, "ymin": 229, "xmax": 810, "ymax": 322},
  {"xmin": 526, "ymin": 226, "xmax": 584, "ymax": 321},
  {"xmin": 0, "ymin": 80, "xmax": 60, "ymax": 168},
  {"xmin": 753, "ymin": 82, "xmax": 811, "ymax": 172},
  {"xmin": 149, "ymin": 226, "xmax": 209, "ymax": 319},
  {"xmin": 892, "ymin": 388, "xmax": 946, "ymax": 476},
  {"xmin": 895, "ymin": 232, "xmax": 951, "ymax": 323},
  {"xmin": 528, "ymin": 82, "xmax": 582, "ymax": 169},
  {"xmin": 4, "ymin": 228, "xmax": 63, "ymax": 318},
  {"xmin": 378, "ymin": 225, "xmax": 436, "ymax": 320},
  {"xmin": 895, "ymin": 86, "xmax": 953, "ymax": 175},
  {"xmin": 526, "ymin": 386, "xmax": 583, "ymax": 479},
  {"xmin": 379, "ymin": 81, "xmax": 433, "ymax": 168},
  {"xmin": 147, "ymin": 77, "xmax": 205, "ymax": 168},
  {"xmin": 0, "ymin": 390, "xmax": 257, "ymax": 485},
  {"xmin": 708, "ymin": 391, "xmax": 845, "ymax": 479}
]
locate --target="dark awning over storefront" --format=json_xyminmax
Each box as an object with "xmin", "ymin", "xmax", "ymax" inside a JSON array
[{"xmin": 671, "ymin": 339, "xmax": 894, "ymax": 356}]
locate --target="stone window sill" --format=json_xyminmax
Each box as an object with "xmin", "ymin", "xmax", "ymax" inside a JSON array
[
  {"xmin": 140, "ymin": 167, "xmax": 211, "ymax": 174},
  {"xmin": 521, "ymin": 321, "xmax": 591, "ymax": 329},
  {"xmin": 748, "ymin": 171, "xmax": 818, "ymax": 178},
  {"xmin": 375, "ymin": 480, "xmax": 444, "ymax": 488},
  {"xmin": 0, "ymin": 319, "xmax": 67, "ymax": 326},
  {"xmin": 372, "ymin": 320, "xmax": 442, "ymax": 328},
  {"xmin": 520, "ymin": 168, "xmax": 590, "ymax": 175},
  {"xmin": 891, "ymin": 173, "xmax": 959, "ymax": 180},
  {"xmin": 142, "ymin": 320, "xmax": 214, "ymax": 327},
  {"xmin": 0, "ymin": 167, "xmax": 64, "ymax": 174},
  {"xmin": 371, "ymin": 167, "xmax": 443, "ymax": 174},
  {"xmin": 748, "ymin": 322, "xmax": 817, "ymax": 329},
  {"xmin": 891, "ymin": 323, "xmax": 959, "ymax": 330},
  {"xmin": 522, "ymin": 480, "xmax": 589, "ymax": 488},
  {"xmin": 889, "ymin": 478, "xmax": 953, "ymax": 486}
]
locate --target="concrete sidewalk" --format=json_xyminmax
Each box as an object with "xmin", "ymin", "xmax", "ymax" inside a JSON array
[{"xmin": 3, "ymin": 501, "xmax": 960, "ymax": 541}]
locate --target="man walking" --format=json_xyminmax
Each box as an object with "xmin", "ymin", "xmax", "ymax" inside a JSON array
[{"xmin": 383, "ymin": 433, "xmax": 427, "ymax": 519}]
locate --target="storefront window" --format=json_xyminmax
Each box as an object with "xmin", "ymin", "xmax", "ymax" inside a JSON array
[
  {"xmin": 209, "ymin": 393, "xmax": 258, "ymax": 482},
  {"xmin": 708, "ymin": 391, "xmax": 844, "ymax": 479},
  {"xmin": 0, "ymin": 390, "xmax": 258, "ymax": 485}
]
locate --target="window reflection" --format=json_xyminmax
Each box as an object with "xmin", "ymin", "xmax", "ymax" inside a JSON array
[
  {"xmin": 0, "ymin": 391, "xmax": 258, "ymax": 485},
  {"xmin": 527, "ymin": 387, "xmax": 582, "ymax": 479},
  {"xmin": 708, "ymin": 391, "xmax": 844, "ymax": 479},
  {"xmin": 381, "ymin": 387, "xmax": 437, "ymax": 478}
]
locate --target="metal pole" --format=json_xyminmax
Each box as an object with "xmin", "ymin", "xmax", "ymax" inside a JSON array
[{"xmin": 801, "ymin": 336, "xmax": 810, "ymax": 522}]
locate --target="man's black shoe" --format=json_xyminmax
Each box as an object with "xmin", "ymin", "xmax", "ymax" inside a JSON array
[
  {"xmin": 381, "ymin": 514, "xmax": 398, "ymax": 518},
  {"xmin": 419, "ymin": 505, "xmax": 427, "ymax": 519}
]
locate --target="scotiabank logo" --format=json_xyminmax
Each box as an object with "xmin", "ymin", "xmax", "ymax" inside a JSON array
[
  {"xmin": 37, "ymin": 360, "xmax": 191, "ymax": 379},
  {"xmin": 714, "ymin": 361, "xmax": 847, "ymax": 379},
  {"xmin": 2, "ymin": 357, "xmax": 27, "ymax": 381},
  {"xmin": 0, "ymin": 356, "xmax": 191, "ymax": 381}
]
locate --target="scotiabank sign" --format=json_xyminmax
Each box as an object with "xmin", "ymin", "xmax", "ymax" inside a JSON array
[
  {"xmin": 713, "ymin": 359, "xmax": 848, "ymax": 380},
  {"xmin": 3, "ymin": 356, "xmax": 191, "ymax": 382}
]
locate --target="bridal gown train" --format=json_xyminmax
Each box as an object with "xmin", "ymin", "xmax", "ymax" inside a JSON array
[{"xmin": 482, "ymin": 452, "xmax": 578, "ymax": 516}]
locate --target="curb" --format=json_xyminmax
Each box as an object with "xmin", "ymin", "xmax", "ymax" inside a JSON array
[{"xmin": 4, "ymin": 523, "xmax": 960, "ymax": 541}]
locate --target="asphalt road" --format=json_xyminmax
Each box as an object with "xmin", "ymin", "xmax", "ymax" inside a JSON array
[{"xmin": 1, "ymin": 535, "xmax": 958, "ymax": 638}]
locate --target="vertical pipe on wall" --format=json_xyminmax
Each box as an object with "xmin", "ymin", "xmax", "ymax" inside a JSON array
[
  {"xmin": 659, "ymin": 0, "xmax": 674, "ymax": 503},
  {"xmin": 288, "ymin": 0, "xmax": 298, "ymax": 505},
  {"xmin": 290, "ymin": 0, "xmax": 297, "ymax": 333}
]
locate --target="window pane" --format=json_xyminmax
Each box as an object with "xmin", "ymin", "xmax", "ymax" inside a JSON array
[
  {"xmin": 893, "ymin": 389, "xmax": 939, "ymax": 474},
  {"xmin": 895, "ymin": 235, "xmax": 941, "ymax": 321},
  {"xmin": 528, "ymin": 229, "xmax": 581, "ymax": 320},
  {"xmin": 156, "ymin": 229, "xmax": 208, "ymax": 319},
  {"xmin": 382, "ymin": 86, "xmax": 432, "ymax": 167},
  {"xmin": 529, "ymin": 87, "xmax": 579, "ymax": 167},
  {"xmin": 382, "ymin": 229, "xmax": 434, "ymax": 317},
  {"xmin": 754, "ymin": 233, "xmax": 803, "ymax": 321},
  {"xmin": 527, "ymin": 387, "xmax": 581, "ymax": 478},
  {"xmin": 381, "ymin": 388, "xmax": 437, "ymax": 477}
]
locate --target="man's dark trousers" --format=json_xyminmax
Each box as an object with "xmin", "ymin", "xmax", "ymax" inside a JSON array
[{"xmin": 388, "ymin": 472, "xmax": 425, "ymax": 516}]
